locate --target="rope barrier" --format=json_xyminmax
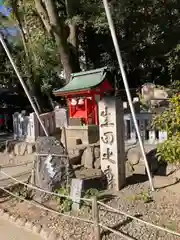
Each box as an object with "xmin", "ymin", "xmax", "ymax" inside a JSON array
[
  {"xmin": 98, "ymin": 201, "xmax": 180, "ymax": 237},
  {"xmin": 1, "ymin": 168, "xmax": 180, "ymax": 238},
  {"xmin": 0, "ymin": 187, "xmax": 137, "ymax": 240},
  {"xmin": 0, "ymin": 161, "xmax": 33, "ymax": 169},
  {"xmin": 1, "ymin": 169, "xmax": 180, "ymax": 238},
  {"xmin": 0, "ymin": 170, "xmax": 31, "ymax": 183},
  {"xmin": 0, "ymin": 169, "xmax": 92, "ymax": 202},
  {"xmin": 0, "ymin": 187, "xmax": 94, "ymax": 224}
]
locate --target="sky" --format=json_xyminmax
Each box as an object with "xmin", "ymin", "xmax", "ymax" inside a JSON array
[
  {"xmin": 0, "ymin": 0, "xmax": 11, "ymax": 17},
  {"xmin": 0, "ymin": 5, "xmax": 11, "ymax": 16},
  {"xmin": 0, "ymin": 0, "xmax": 18, "ymax": 36}
]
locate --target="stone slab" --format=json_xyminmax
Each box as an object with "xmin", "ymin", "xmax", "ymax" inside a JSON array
[{"xmin": 70, "ymin": 178, "xmax": 83, "ymax": 211}]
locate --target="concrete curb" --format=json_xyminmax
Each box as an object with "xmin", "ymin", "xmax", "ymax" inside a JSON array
[{"xmin": 0, "ymin": 208, "xmax": 61, "ymax": 240}]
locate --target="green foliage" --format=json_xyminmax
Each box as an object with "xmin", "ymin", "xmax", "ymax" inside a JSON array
[
  {"xmin": 55, "ymin": 187, "xmax": 101, "ymax": 212},
  {"xmin": 167, "ymin": 44, "xmax": 180, "ymax": 82},
  {"xmin": 1, "ymin": 0, "xmax": 180, "ymax": 110},
  {"xmin": 152, "ymin": 94, "xmax": 180, "ymax": 137},
  {"xmin": 156, "ymin": 137, "xmax": 180, "ymax": 164},
  {"xmin": 137, "ymin": 91, "xmax": 151, "ymax": 111},
  {"xmin": 129, "ymin": 191, "xmax": 153, "ymax": 203},
  {"xmin": 82, "ymin": 188, "xmax": 100, "ymax": 208},
  {"xmin": 15, "ymin": 185, "xmax": 33, "ymax": 201},
  {"xmin": 168, "ymin": 80, "xmax": 180, "ymax": 96},
  {"xmin": 152, "ymin": 94, "xmax": 180, "ymax": 164},
  {"xmin": 55, "ymin": 186, "xmax": 73, "ymax": 213},
  {"xmin": 1, "ymin": 0, "xmax": 61, "ymax": 109},
  {"xmin": 84, "ymin": 188, "xmax": 100, "ymax": 199}
]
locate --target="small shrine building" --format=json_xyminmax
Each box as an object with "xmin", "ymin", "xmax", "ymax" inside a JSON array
[
  {"xmin": 54, "ymin": 67, "xmax": 113, "ymax": 125},
  {"xmin": 53, "ymin": 67, "xmax": 114, "ymax": 145}
]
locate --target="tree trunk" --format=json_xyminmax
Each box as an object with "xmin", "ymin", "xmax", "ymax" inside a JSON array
[
  {"xmin": 35, "ymin": 0, "xmax": 80, "ymax": 84},
  {"xmin": 68, "ymin": 22, "xmax": 80, "ymax": 72},
  {"xmin": 66, "ymin": 0, "xmax": 80, "ymax": 72}
]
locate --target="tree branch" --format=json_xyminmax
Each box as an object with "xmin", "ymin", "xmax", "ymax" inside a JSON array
[{"xmin": 34, "ymin": 0, "xmax": 52, "ymax": 33}]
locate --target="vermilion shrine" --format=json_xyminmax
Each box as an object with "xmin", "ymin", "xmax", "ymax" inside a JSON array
[{"xmin": 54, "ymin": 67, "xmax": 113, "ymax": 126}]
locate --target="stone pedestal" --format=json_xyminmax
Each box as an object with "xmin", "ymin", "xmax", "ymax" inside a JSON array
[
  {"xmin": 61, "ymin": 125, "xmax": 99, "ymax": 148},
  {"xmin": 98, "ymin": 96, "xmax": 126, "ymax": 191}
]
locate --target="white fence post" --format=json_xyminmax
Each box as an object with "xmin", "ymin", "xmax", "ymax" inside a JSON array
[
  {"xmin": 25, "ymin": 112, "xmax": 37, "ymax": 143},
  {"xmin": 13, "ymin": 111, "xmax": 56, "ymax": 142},
  {"xmin": 139, "ymin": 119, "xmax": 146, "ymax": 142},
  {"xmin": 13, "ymin": 112, "xmax": 19, "ymax": 139},
  {"xmin": 158, "ymin": 131, "xmax": 168, "ymax": 143},
  {"xmin": 123, "ymin": 112, "xmax": 167, "ymax": 145},
  {"xmin": 148, "ymin": 130, "xmax": 156, "ymax": 144}
]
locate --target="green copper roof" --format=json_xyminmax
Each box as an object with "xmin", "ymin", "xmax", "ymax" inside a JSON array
[{"xmin": 54, "ymin": 67, "xmax": 108, "ymax": 94}]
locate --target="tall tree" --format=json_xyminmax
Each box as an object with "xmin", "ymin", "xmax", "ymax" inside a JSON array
[
  {"xmin": 1, "ymin": 0, "xmax": 63, "ymax": 110},
  {"xmin": 2, "ymin": 0, "xmax": 180, "ymax": 99},
  {"xmin": 34, "ymin": 0, "xmax": 80, "ymax": 83}
]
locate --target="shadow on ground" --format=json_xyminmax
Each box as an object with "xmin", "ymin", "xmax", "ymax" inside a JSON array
[
  {"xmin": 98, "ymin": 194, "xmax": 116, "ymax": 203},
  {"xmin": 101, "ymin": 214, "xmax": 142, "ymax": 239},
  {"xmin": 126, "ymin": 148, "xmax": 178, "ymax": 186},
  {"xmin": 126, "ymin": 174, "xmax": 148, "ymax": 185}
]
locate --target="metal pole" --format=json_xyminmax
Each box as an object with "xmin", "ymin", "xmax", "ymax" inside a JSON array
[
  {"xmin": 102, "ymin": 0, "xmax": 154, "ymax": 191},
  {"xmin": 0, "ymin": 33, "xmax": 48, "ymax": 137}
]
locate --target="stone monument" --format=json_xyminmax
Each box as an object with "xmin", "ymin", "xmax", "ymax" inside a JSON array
[
  {"xmin": 34, "ymin": 137, "xmax": 75, "ymax": 202},
  {"xmin": 98, "ymin": 96, "xmax": 126, "ymax": 191}
]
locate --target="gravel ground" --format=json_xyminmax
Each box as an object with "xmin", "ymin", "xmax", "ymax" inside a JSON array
[{"xmin": 0, "ymin": 179, "xmax": 180, "ymax": 240}]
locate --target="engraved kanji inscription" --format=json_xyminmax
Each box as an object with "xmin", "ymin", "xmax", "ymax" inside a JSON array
[
  {"xmin": 104, "ymin": 165, "xmax": 113, "ymax": 188},
  {"xmin": 100, "ymin": 106, "xmax": 114, "ymax": 127},
  {"xmin": 101, "ymin": 131, "xmax": 114, "ymax": 145},
  {"xmin": 102, "ymin": 148, "xmax": 115, "ymax": 164}
]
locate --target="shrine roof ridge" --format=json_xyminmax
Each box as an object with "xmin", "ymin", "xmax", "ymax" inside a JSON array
[
  {"xmin": 71, "ymin": 66, "xmax": 108, "ymax": 77},
  {"xmin": 53, "ymin": 66, "xmax": 109, "ymax": 95}
]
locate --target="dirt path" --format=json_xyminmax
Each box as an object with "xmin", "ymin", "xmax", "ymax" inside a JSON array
[{"xmin": 0, "ymin": 218, "xmax": 43, "ymax": 240}]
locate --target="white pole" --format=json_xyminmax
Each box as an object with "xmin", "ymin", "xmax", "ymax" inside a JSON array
[
  {"xmin": 102, "ymin": 0, "xmax": 154, "ymax": 191},
  {"xmin": 0, "ymin": 33, "xmax": 49, "ymax": 137}
]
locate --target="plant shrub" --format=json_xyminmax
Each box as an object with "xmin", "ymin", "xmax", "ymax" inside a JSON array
[
  {"xmin": 156, "ymin": 136, "xmax": 180, "ymax": 164},
  {"xmin": 55, "ymin": 186, "xmax": 73, "ymax": 213},
  {"xmin": 152, "ymin": 94, "xmax": 180, "ymax": 164}
]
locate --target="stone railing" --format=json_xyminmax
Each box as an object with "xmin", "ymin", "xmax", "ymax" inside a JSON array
[
  {"xmin": 37, "ymin": 112, "xmax": 56, "ymax": 136},
  {"xmin": 124, "ymin": 112, "xmax": 168, "ymax": 144},
  {"xmin": 13, "ymin": 109, "xmax": 168, "ymax": 144},
  {"xmin": 13, "ymin": 111, "xmax": 56, "ymax": 143}
]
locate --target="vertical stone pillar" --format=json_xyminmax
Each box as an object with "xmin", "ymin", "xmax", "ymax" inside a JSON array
[
  {"xmin": 13, "ymin": 112, "xmax": 19, "ymax": 139},
  {"xmin": 28, "ymin": 112, "xmax": 39, "ymax": 143},
  {"xmin": 99, "ymin": 96, "xmax": 126, "ymax": 191}
]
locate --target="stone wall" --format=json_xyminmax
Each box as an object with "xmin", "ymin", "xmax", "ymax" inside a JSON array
[{"xmin": 68, "ymin": 142, "xmax": 100, "ymax": 169}]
